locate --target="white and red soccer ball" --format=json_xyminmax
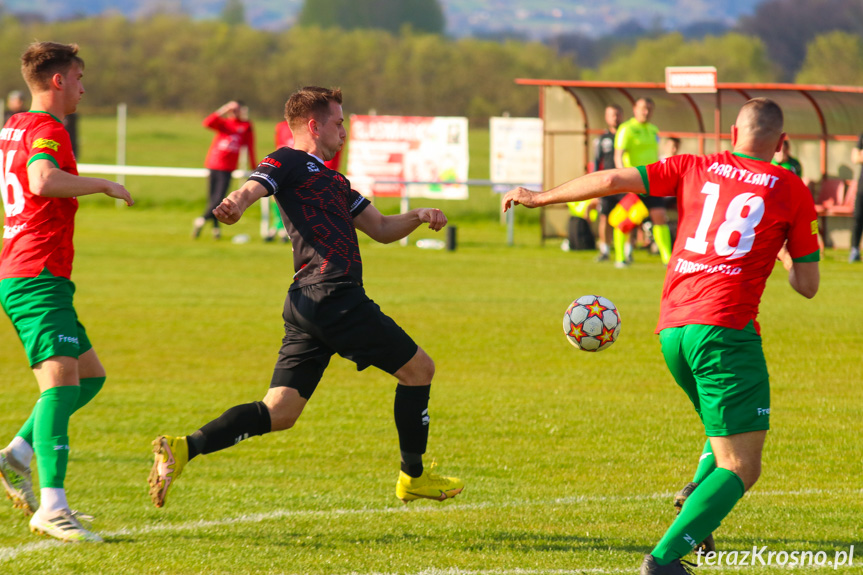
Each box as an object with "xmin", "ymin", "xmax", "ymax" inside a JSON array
[{"xmin": 563, "ymin": 295, "xmax": 621, "ymax": 352}]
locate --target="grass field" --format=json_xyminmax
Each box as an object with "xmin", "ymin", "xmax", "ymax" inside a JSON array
[{"xmin": 0, "ymin": 114, "xmax": 861, "ymax": 574}]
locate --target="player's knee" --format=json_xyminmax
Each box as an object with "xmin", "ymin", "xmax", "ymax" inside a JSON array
[
  {"xmin": 725, "ymin": 461, "xmax": 761, "ymax": 492},
  {"xmin": 412, "ymin": 349, "xmax": 435, "ymax": 385},
  {"xmin": 422, "ymin": 352, "xmax": 435, "ymax": 382},
  {"xmin": 741, "ymin": 463, "xmax": 762, "ymax": 491},
  {"xmin": 263, "ymin": 388, "xmax": 306, "ymax": 431},
  {"xmin": 269, "ymin": 411, "xmax": 299, "ymax": 432},
  {"xmin": 266, "ymin": 402, "xmax": 302, "ymax": 431}
]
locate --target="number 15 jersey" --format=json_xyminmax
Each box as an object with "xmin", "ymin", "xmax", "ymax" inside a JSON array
[{"xmin": 641, "ymin": 151, "xmax": 819, "ymax": 334}]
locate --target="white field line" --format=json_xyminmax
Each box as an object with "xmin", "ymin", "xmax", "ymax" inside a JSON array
[{"xmin": 1, "ymin": 487, "xmax": 860, "ymax": 567}]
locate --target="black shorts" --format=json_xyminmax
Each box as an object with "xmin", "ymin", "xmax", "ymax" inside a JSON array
[
  {"xmin": 641, "ymin": 194, "xmax": 667, "ymax": 210},
  {"xmin": 598, "ymin": 193, "xmax": 624, "ymax": 215},
  {"xmin": 271, "ymin": 280, "xmax": 419, "ymax": 399}
]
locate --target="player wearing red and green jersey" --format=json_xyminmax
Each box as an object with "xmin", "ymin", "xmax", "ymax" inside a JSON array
[
  {"xmin": 1, "ymin": 111, "xmax": 78, "ymax": 279},
  {"xmin": 0, "ymin": 42, "xmax": 133, "ymax": 544},
  {"xmin": 641, "ymin": 150, "xmax": 819, "ymax": 334},
  {"xmin": 503, "ymin": 98, "xmax": 819, "ymax": 575}
]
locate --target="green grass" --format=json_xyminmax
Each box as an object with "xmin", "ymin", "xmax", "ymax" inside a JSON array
[{"xmin": 0, "ymin": 115, "xmax": 861, "ymax": 574}]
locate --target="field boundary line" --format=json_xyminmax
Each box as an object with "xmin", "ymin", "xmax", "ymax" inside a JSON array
[{"xmin": 1, "ymin": 487, "xmax": 860, "ymax": 564}]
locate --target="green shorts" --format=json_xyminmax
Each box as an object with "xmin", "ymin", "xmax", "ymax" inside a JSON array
[
  {"xmin": 0, "ymin": 270, "xmax": 92, "ymax": 367},
  {"xmin": 659, "ymin": 322, "xmax": 770, "ymax": 437}
]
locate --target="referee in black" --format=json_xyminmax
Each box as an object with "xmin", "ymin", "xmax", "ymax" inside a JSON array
[{"xmin": 148, "ymin": 87, "xmax": 464, "ymax": 508}]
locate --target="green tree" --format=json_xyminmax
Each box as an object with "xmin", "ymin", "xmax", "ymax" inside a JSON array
[
  {"xmin": 0, "ymin": 16, "xmax": 30, "ymax": 98},
  {"xmin": 298, "ymin": 0, "xmax": 445, "ymax": 35},
  {"xmin": 591, "ymin": 32, "xmax": 779, "ymax": 83},
  {"xmin": 740, "ymin": 0, "xmax": 863, "ymax": 81},
  {"xmin": 0, "ymin": 13, "xmax": 579, "ymax": 121},
  {"xmin": 796, "ymin": 31, "xmax": 863, "ymax": 86},
  {"xmin": 220, "ymin": 0, "xmax": 246, "ymax": 26}
]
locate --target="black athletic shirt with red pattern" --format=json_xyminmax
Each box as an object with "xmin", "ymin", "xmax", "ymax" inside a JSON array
[{"xmin": 248, "ymin": 147, "xmax": 370, "ymax": 289}]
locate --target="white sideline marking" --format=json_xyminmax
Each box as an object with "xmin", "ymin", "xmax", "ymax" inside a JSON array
[{"xmin": 1, "ymin": 488, "xmax": 860, "ymax": 566}]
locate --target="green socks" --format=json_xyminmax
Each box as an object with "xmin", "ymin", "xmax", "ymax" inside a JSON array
[
  {"xmin": 16, "ymin": 376, "xmax": 105, "ymax": 446},
  {"xmin": 692, "ymin": 439, "xmax": 716, "ymax": 484},
  {"xmin": 33, "ymin": 386, "xmax": 80, "ymax": 489},
  {"xmin": 653, "ymin": 224, "xmax": 673, "ymax": 264},
  {"xmin": 651, "ymin": 468, "xmax": 745, "ymax": 564}
]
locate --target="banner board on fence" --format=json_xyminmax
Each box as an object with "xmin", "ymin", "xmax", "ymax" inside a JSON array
[
  {"xmin": 665, "ymin": 66, "xmax": 717, "ymax": 93},
  {"xmin": 347, "ymin": 115, "xmax": 469, "ymax": 199},
  {"xmin": 489, "ymin": 117, "xmax": 543, "ymax": 187}
]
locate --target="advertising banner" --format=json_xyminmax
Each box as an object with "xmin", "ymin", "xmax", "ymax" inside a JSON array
[
  {"xmin": 347, "ymin": 115, "xmax": 469, "ymax": 199},
  {"xmin": 490, "ymin": 117, "xmax": 543, "ymax": 188}
]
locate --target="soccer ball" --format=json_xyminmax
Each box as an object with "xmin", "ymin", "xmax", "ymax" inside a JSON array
[{"xmin": 563, "ymin": 295, "xmax": 621, "ymax": 352}]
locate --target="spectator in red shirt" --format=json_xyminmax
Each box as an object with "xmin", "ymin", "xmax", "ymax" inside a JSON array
[{"xmin": 193, "ymin": 101, "xmax": 256, "ymax": 239}]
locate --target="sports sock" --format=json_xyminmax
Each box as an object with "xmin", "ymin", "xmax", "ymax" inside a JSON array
[
  {"xmin": 394, "ymin": 384, "xmax": 430, "ymax": 477},
  {"xmin": 75, "ymin": 376, "xmax": 106, "ymax": 410},
  {"xmin": 651, "ymin": 468, "xmax": 745, "ymax": 564},
  {"xmin": 7, "ymin": 436, "xmax": 34, "ymax": 468},
  {"xmin": 400, "ymin": 451, "xmax": 424, "ymax": 478},
  {"xmin": 692, "ymin": 439, "xmax": 716, "ymax": 484},
  {"xmin": 16, "ymin": 376, "xmax": 106, "ymax": 453},
  {"xmin": 613, "ymin": 228, "xmax": 626, "ymax": 263},
  {"xmin": 39, "ymin": 487, "xmax": 69, "ymax": 514},
  {"xmin": 33, "ymin": 386, "xmax": 80, "ymax": 489},
  {"xmin": 653, "ymin": 224, "xmax": 673, "ymax": 264},
  {"xmin": 598, "ymin": 242, "xmax": 609, "ymax": 255},
  {"xmin": 187, "ymin": 401, "xmax": 271, "ymax": 460}
]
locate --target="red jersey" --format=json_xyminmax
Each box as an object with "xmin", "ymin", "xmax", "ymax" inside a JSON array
[
  {"xmin": 274, "ymin": 121, "xmax": 342, "ymax": 171},
  {"xmin": 643, "ymin": 151, "xmax": 820, "ymax": 333},
  {"xmin": 203, "ymin": 113, "xmax": 256, "ymax": 171},
  {"xmin": 0, "ymin": 112, "xmax": 78, "ymax": 280}
]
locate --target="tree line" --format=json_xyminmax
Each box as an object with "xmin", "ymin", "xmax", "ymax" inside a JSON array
[
  {"xmin": 0, "ymin": 14, "xmax": 575, "ymax": 120},
  {"xmin": 0, "ymin": 13, "xmax": 860, "ymax": 122}
]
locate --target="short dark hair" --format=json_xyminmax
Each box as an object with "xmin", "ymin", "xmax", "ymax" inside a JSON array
[
  {"xmin": 285, "ymin": 87, "xmax": 342, "ymax": 131},
  {"xmin": 21, "ymin": 42, "xmax": 84, "ymax": 91},
  {"xmin": 635, "ymin": 97, "xmax": 654, "ymax": 107},
  {"xmin": 737, "ymin": 98, "xmax": 784, "ymax": 143}
]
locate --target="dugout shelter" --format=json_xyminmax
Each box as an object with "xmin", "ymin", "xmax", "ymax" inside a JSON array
[{"xmin": 516, "ymin": 78, "xmax": 863, "ymax": 248}]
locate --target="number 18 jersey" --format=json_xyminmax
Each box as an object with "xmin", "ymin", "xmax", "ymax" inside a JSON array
[{"xmin": 641, "ymin": 151, "xmax": 819, "ymax": 334}]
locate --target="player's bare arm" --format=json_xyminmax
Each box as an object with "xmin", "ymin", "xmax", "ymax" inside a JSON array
[
  {"xmin": 353, "ymin": 203, "xmax": 447, "ymax": 244},
  {"xmin": 787, "ymin": 261, "xmax": 819, "ymax": 299},
  {"xmin": 502, "ymin": 167, "xmax": 644, "ymax": 212},
  {"xmin": 777, "ymin": 243, "xmax": 819, "ymax": 299},
  {"xmin": 27, "ymin": 159, "xmax": 134, "ymax": 206},
  {"xmin": 212, "ymin": 180, "xmax": 268, "ymax": 225}
]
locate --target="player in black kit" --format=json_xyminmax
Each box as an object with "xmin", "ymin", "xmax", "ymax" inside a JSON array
[{"xmin": 148, "ymin": 87, "xmax": 464, "ymax": 508}]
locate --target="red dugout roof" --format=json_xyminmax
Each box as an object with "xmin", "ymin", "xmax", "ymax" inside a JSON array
[{"xmin": 516, "ymin": 78, "xmax": 863, "ymax": 178}]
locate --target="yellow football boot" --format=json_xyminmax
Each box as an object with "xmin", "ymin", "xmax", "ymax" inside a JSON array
[{"xmin": 148, "ymin": 435, "xmax": 189, "ymax": 508}]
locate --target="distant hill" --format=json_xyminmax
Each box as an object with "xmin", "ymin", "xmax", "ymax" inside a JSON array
[{"xmin": 1, "ymin": 0, "xmax": 762, "ymax": 38}]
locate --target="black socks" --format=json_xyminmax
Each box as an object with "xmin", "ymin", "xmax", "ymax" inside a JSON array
[
  {"xmin": 187, "ymin": 401, "xmax": 272, "ymax": 460},
  {"xmin": 394, "ymin": 384, "xmax": 430, "ymax": 477}
]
